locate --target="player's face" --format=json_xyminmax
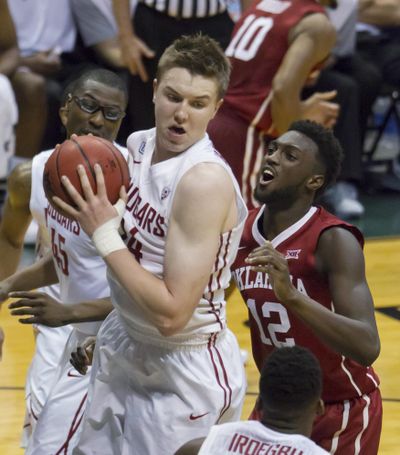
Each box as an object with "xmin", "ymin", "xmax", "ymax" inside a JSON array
[
  {"xmin": 254, "ymin": 131, "xmax": 324, "ymax": 206},
  {"xmin": 60, "ymin": 80, "xmax": 126, "ymax": 142},
  {"xmin": 153, "ymin": 67, "xmax": 222, "ymax": 161}
]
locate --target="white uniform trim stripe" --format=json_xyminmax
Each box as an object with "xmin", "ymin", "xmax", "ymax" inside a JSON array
[
  {"xmin": 354, "ymin": 394, "xmax": 371, "ymax": 455},
  {"xmin": 366, "ymin": 371, "xmax": 379, "ymax": 388},
  {"xmin": 340, "ymin": 355, "xmax": 362, "ymax": 397},
  {"xmin": 249, "ymin": 135, "xmax": 265, "ymax": 208},
  {"xmin": 251, "ymin": 90, "xmax": 273, "ymax": 128},
  {"xmin": 243, "ymin": 90, "xmax": 273, "ymax": 205},
  {"xmin": 329, "ymin": 399, "xmax": 350, "ymax": 454},
  {"xmin": 242, "ymin": 125, "xmax": 255, "ymax": 205}
]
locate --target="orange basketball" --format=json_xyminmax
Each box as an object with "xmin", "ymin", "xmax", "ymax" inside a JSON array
[{"xmin": 43, "ymin": 135, "xmax": 130, "ymax": 211}]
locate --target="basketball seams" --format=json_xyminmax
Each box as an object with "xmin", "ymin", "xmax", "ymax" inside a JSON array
[
  {"xmin": 71, "ymin": 137, "xmax": 98, "ymax": 188},
  {"xmin": 57, "ymin": 144, "xmax": 79, "ymax": 206},
  {"xmin": 44, "ymin": 136, "xmax": 128, "ymax": 208},
  {"xmin": 95, "ymin": 137, "xmax": 129, "ymax": 189}
]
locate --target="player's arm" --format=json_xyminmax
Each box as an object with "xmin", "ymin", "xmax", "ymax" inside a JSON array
[
  {"xmin": 92, "ymin": 39, "xmax": 126, "ymax": 69},
  {"xmin": 112, "ymin": 0, "xmax": 155, "ymax": 81},
  {"xmin": 56, "ymin": 162, "xmax": 236, "ymax": 336},
  {"xmin": 104, "ymin": 164, "xmax": 236, "ymax": 336},
  {"xmin": 246, "ymin": 229, "xmax": 380, "ymax": 366},
  {"xmin": 0, "ymin": 162, "xmax": 33, "ymax": 279},
  {"xmin": 0, "ymin": 0, "xmax": 19, "ymax": 76},
  {"xmin": 359, "ymin": 0, "xmax": 400, "ymax": 26},
  {"xmin": 270, "ymin": 12, "xmax": 337, "ymax": 134},
  {"xmin": 175, "ymin": 437, "xmax": 206, "ymax": 455},
  {"xmin": 8, "ymin": 294, "xmax": 113, "ymax": 327}
]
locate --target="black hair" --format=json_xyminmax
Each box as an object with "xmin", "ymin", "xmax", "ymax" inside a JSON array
[
  {"xmin": 61, "ymin": 68, "xmax": 128, "ymax": 106},
  {"xmin": 288, "ymin": 120, "xmax": 343, "ymax": 196},
  {"xmin": 260, "ymin": 346, "xmax": 322, "ymax": 415}
]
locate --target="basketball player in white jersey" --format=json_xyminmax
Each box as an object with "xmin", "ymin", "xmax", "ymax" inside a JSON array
[
  {"xmin": 56, "ymin": 35, "xmax": 248, "ymax": 455},
  {"xmin": 176, "ymin": 346, "xmax": 329, "ymax": 455},
  {"xmin": 0, "ymin": 68, "xmax": 128, "ymax": 453}
]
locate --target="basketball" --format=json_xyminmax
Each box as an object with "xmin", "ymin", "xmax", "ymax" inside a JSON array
[{"xmin": 43, "ymin": 135, "xmax": 130, "ymax": 211}]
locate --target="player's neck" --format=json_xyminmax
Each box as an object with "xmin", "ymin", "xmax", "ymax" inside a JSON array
[
  {"xmin": 261, "ymin": 202, "xmax": 312, "ymax": 240},
  {"xmin": 262, "ymin": 415, "xmax": 313, "ymax": 438}
]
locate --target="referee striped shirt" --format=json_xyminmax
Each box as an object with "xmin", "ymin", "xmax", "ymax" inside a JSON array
[{"xmin": 139, "ymin": 0, "xmax": 228, "ymax": 19}]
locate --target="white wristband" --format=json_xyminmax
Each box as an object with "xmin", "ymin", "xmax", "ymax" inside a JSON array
[{"xmin": 91, "ymin": 199, "xmax": 126, "ymax": 258}]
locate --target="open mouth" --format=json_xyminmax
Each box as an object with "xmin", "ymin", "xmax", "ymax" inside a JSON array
[
  {"xmin": 259, "ymin": 167, "xmax": 275, "ymax": 185},
  {"xmin": 80, "ymin": 130, "xmax": 100, "ymax": 137},
  {"xmin": 169, "ymin": 126, "xmax": 186, "ymax": 135}
]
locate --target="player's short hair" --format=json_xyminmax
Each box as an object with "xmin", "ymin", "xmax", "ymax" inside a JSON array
[
  {"xmin": 61, "ymin": 68, "xmax": 128, "ymax": 106},
  {"xmin": 260, "ymin": 346, "xmax": 322, "ymax": 416},
  {"xmin": 156, "ymin": 34, "xmax": 231, "ymax": 100},
  {"xmin": 288, "ymin": 120, "xmax": 343, "ymax": 196}
]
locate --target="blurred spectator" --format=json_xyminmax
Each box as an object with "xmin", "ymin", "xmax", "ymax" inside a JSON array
[
  {"xmin": 357, "ymin": 0, "xmax": 400, "ymax": 88},
  {"xmin": 8, "ymin": 0, "xmax": 82, "ymax": 161},
  {"xmin": 307, "ymin": 0, "xmax": 382, "ymax": 219},
  {"xmin": 112, "ymin": 0, "xmax": 248, "ymax": 132},
  {"xmin": 0, "ymin": 0, "xmax": 18, "ymax": 181},
  {"xmin": 0, "ymin": 0, "xmax": 19, "ymax": 362},
  {"xmin": 207, "ymin": 0, "xmax": 339, "ymax": 209},
  {"xmin": 71, "ymin": 0, "xmax": 136, "ymax": 70}
]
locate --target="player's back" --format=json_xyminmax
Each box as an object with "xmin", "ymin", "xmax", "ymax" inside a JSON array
[
  {"xmin": 199, "ymin": 420, "xmax": 329, "ymax": 454},
  {"xmin": 223, "ymin": 0, "xmax": 324, "ymax": 131}
]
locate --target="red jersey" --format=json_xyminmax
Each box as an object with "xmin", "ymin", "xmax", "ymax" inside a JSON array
[
  {"xmin": 232, "ymin": 205, "xmax": 380, "ymax": 403},
  {"xmin": 223, "ymin": 0, "xmax": 325, "ymax": 132}
]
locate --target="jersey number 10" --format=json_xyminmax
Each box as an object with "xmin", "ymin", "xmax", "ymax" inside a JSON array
[{"xmin": 226, "ymin": 15, "xmax": 273, "ymax": 62}]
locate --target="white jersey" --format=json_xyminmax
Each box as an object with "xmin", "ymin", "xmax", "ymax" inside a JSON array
[
  {"xmin": 108, "ymin": 128, "xmax": 247, "ymax": 343},
  {"xmin": 30, "ymin": 146, "xmax": 127, "ymax": 335},
  {"xmin": 199, "ymin": 421, "xmax": 330, "ymax": 454}
]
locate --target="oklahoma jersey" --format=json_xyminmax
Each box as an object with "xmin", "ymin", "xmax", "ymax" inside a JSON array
[
  {"xmin": 232, "ymin": 205, "xmax": 380, "ymax": 403},
  {"xmin": 108, "ymin": 128, "xmax": 248, "ymax": 341},
  {"xmin": 199, "ymin": 421, "xmax": 329, "ymax": 454},
  {"xmin": 223, "ymin": 0, "xmax": 325, "ymax": 132}
]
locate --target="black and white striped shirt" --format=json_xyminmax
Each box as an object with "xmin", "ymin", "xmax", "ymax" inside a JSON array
[{"xmin": 139, "ymin": 0, "xmax": 228, "ymax": 19}]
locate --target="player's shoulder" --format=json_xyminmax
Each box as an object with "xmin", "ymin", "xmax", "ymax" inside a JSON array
[
  {"xmin": 126, "ymin": 127, "xmax": 155, "ymax": 154},
  {"xmin": 113, "ymin": 142, "xmax": 128, "ymax": 160},
  {"xmin": 179, "ymin": 161, "xmax": 235, "ymax": 201},
  {"xmin": 7, "ymin": 160, "xmax": 33, "ymax": 195}
]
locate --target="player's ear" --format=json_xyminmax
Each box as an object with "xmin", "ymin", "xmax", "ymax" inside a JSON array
[
  {"xmin": 212, "ymin": 98, "xmax": 224, "ymax": 118},
  {"xmin": 306, "ymin": 174, "xmax": 324, "ymax": 192},
  {"xmin": 59, "ymin": 94, "xmax": 72, "ymax": 126},
  {"xmin": 316, "ymin": 398, "xmax": 325, "ymax": 416},
  {"xmin": 152, "ymin": 79, "xmax": 158, "ymax": 103}
]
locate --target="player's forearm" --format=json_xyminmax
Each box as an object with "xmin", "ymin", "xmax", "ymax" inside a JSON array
[
  {"xmin": 359, "ymin": 0, "xmax": 400, "ymax": 26},
  {"xmin": 112, "ymin": 0, "xmax": 136, "ymax": 38},
  {"xmin": 0, "ymin": 47, "xmax": 19, "ymax": 76},
  {"xmin": 105, "ymin": 249, "xmax": 194, "ymax": 336},
  {"xmin": 270, "ymin": 88, "xmax": 301, "ymax": 135},
  {"xmin": 3, "ymin": 254, "xmax": 59, "ymax": 293},
  {"xmin": 284, "ymin": 291, "xmax": 380, "ymax": 366},
  {"xmin": 92, "ymin": 41, "xmax": 125, "ymax": 69},
  {"xmin": 66, "ymin": 298, "xmax": 113, "ymax": 324},
  {"xmin": 0, "ymin": 237, "xmax": 24, "ymax": 280}
]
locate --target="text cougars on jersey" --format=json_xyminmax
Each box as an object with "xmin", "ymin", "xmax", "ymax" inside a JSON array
[{"xmin": 126, "ymin": 185, "xmax": 166, "ymax": 237}]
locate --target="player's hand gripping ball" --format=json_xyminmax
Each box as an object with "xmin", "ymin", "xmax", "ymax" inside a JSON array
[{"xmin": 43, "ymin": 135, "xmax": 130, "ymax": 215}]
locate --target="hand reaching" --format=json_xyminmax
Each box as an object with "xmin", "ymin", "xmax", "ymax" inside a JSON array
[
  {"xmin": 70, "ymin": 336, "xmax": 96, "ymax": 375},
  {"xmin": 301, "ymin": 90, "xmax": 340, "ymax": 129},
  {"xmin": 8, "ymin": 291, "xmax": 71, "ymax": 327},
  {"xmin": 245, "ymin": 242, "xmax": 298, "ymax": 303}
]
